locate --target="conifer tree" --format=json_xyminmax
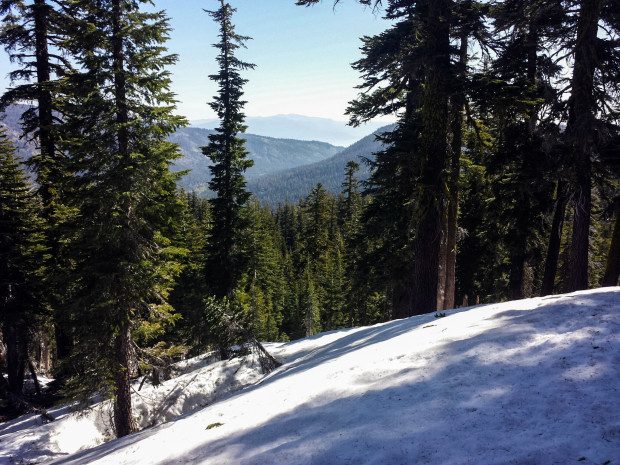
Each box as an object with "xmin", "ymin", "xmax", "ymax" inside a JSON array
[
  {"xmin": 0, "ymin": 128, "xmax": 47, "ymax": 397},
  {"xmin": 481, "ymin": 0, "xmax": 565, "ymax": 299},
  {"xmin": 564, "ymin": 0, "xmax": 604, "ymax": 291},
  {"xmin": 59, "ymin": 0, "xmax": 185, "ymax": 437},
  {"xmin": 240, "ymin": 199, "xmax": 285, "ymax": 341},
  {"xmin": 169, "ymin": 192, "xmax": 211, "ymax": 355},
  {"xmin": 0, "ymin": 0, "xmax": 72, "ymax": 206},
  {"xmin": 202, "ymin": 0, "xmax": 255, "ymax": 299},
  {"xmin": 1, "ymin": 0, "xmax": 76, "ymax": 369}
]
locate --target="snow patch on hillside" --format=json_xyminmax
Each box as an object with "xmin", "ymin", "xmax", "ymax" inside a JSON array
[{"xmin": 1, "ymin": 288, "xmax": 619, "ymax": 465}]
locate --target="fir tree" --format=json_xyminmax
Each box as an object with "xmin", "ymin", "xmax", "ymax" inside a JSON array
[
  {"xmin": 564, "ymin": 0, "xmax": 604, "ymax": 291},
  {"xmin": 240, "ymin": 199, "xmax": 285, "ymax": 342},
  {"xmin": 0, "ymin": 0, "xmax": 76, "ymax": 371},
  {"xmin": 59, "ymin": 0, "xmax": 186, "ymax": 437},
  {"xmin": 479, "ymin": 0, "xmax": 565, "ymax": 299},
  {"xmin": 0, "ymin": 128, "xmax": 48, "ymax": 398},
  {"xmin": 202, "ymin": 0, "xmax": 255, "ymax": 299},
  {"xmin": 0, "ymin": 0, "xmax": 72, "ymax": 205}
]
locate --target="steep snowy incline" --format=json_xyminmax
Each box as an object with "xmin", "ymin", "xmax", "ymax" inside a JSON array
[{"xmin": 3, "ymin": 288, "xmax": 619, "ymax": 464}]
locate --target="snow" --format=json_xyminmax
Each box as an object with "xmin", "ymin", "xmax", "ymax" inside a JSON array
[{"xmin": 2, "ymin": 288, "xmax": 620, "ymax": 464}]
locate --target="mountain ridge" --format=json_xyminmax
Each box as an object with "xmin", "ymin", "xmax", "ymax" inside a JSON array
[
  {"xmin": 248, "ymin": 124, "xmax": 395, "ymax": 205},
  {"xmin": 1, "ymin": 105, "xmax": 346, "ymax": 194},
  {"xmin": 190, "ymin": 113, "xmax": 390, "ymax": 147}
]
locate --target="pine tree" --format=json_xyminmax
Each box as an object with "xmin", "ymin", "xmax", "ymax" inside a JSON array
[
  {"xmin": 59, "ymin": 0, "xmax": 186, "ymax": 437},
  {"xmin": 343, "ymin": 0, "xmax": 453, "ymax": 317},
  {"xmin": 480, "ymin": 0, "xmax": 565, "ymax": 299},
  {"xmin": 0, "ymin": 0, "xmax": 72, "ymax": 206},
  {"xmin": 0, "ymin": 128, "xmax": 48, "ymax": 398},
  {"xmin": 1, "ymin": 0, "xmax": 76, "ymax": 371},
  {"xmin": 564, "ymin": 0, "xmax": 603, "ymax": 291},
  {"xmin": 169, "ymin": 192, "xmax": 211, "ymax": 356},
  {"xmin": 202, "ymin": 0, "xmax": 255, "ymax": 299},
  {"xmin": 240, "ymin": 199, "xmax": 285, "ymax": 342}
]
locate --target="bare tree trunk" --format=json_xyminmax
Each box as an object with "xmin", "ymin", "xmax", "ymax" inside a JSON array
[
  {"xmin": 3, "ymin": 318, "xmax": 29, "ymax": 396},
  {"xmin": 437, "ymin": 209, "xmax": 447, "ymax": 311},
  {"xmin": 408, "ymin": 0, "xmax": 450, "ymax": 316},
  {"xmin": 444, "ymin": 33, "xmax": 467, "ymax": 311},
  {"xmin": 601, "ymin": 203, "xmax": 620, "ymax": 286},
  {"xmin": 565, "ymin": 0, "xmax": 602, "ymax": 292},
  {"xmin": 113, "ymin": 319, "xmax": 135, "ymax": 438},
  {"xmin": 27, "ymin": 359, "xmax": 42, "ymax": 397},
  {"xmin": 541, "ymin": 180, "xmax": 568, "ymax": 295}
]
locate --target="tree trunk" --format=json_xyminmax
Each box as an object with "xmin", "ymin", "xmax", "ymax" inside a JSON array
[
  {"xmin": 508, "ymin": 249, "xmax": 527, "ymax": 300},
  {"xmin": 601, "ymin": 203, "xmax": 620, "ymax": 286},
  {"xmin": 407, "ymin": 0, "xmax": 450, "ymax": 316},
  {"xmin": 565, "ymin": 0, "xmax": 602, "ymax": 292},
  {"xmin": 111, "ymin": 0, "xmax": 135, "ymax": 438},
  {"xmin": 3, "ymin": 318, "xmax": 29, "ymax": 396},
  {"xmin": 113, "ymin": 319, "xmax": 135, "ymax": 438},
  {"xmin": 541, "ymin": 180, "xmax": 568, "ymax": 295},
  {"xmin": 437, "ymin": 208, "xmax": 447, "ymax": 311},
  {"xmin": 444, "ymin": 33, "xmax": 467, "ymax": 311},
  {"xmin": 34, "ymin": 0, "xmax": 72, "ymax": 374},
  {"xmin": 27, "ymin": 359, "xmax": 42, "ymax": 397}
]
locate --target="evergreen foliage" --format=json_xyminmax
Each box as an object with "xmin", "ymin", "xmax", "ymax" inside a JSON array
[
  {"xmin": 55, "ymin": 0, "xmax": 186, "ymax": 437},
  {"xmin": 0, "ymin": 0, "xmax": 77, "ymax": 376},
  {"xmin": 202, "ymin": 0, "xmax": 255, "ymax": 299},
  {"xmin": 0, "ymin": 129, "xmax": 48, "ymax": 398}
]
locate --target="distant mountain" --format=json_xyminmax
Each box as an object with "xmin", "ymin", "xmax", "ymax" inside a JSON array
[
  {"xmin": 169, "ymin": 127, "xmax": 343, "ymax": 195},
  {"xmin": 1, "ymin": 105, "xmax": 344, "ymax": 195},
  {"xmin": 247, "ymin": 124, "xmax": 395, "ymax": 206},
  {"xmin": 0, "ymin": 104, "xmax": 36, "ymax": 162},
  {"xmin": 190, "ymin": 114, "xmax": 390, "ymax": 147}
]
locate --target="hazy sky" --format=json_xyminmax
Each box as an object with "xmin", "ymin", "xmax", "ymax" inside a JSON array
[{"xmin": 0, "ymin": 1, "xmax": 395, "ymax": 123}]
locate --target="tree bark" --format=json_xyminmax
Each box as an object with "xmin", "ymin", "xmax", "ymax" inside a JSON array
[
  {"xmin": 601, "ymin": 203, "xmax": 620, "ymax": 287},
  {"xmin": 408, "ymin": 0, "xmax": 450, "ymax": 316},
  {"xmin": 444, "ymin": 33, "xmax": 467, "ymax": 311},
  {"xmin": 541, "ymin": 180, "xmax": 568, "ymax": 295},
  {"xmin": 3, "ymin": 317, "xmax": 29, "ymax": 396},
  {"xmin": 565, "ymin": 0, "xmax": 602, "ymax": 292},
  {"xmin": 437, "ymin": 207, "xmax": 447, "ymax": 311},
  {"xmin": 27, "ymin": 359, "xmax": 42, "ymax": 397},
  {"xmin": 113, "ymin": 319, "xmax": 135, "ymax": 438}
]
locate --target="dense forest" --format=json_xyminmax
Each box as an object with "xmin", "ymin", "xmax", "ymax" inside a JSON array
[{"xmin": 1, "ymin": 0, "xmax": 619, "ymax": 439}]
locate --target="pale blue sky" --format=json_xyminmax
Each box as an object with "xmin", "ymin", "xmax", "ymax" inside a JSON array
[{"xmin": 1, "ymin": 1, "xmax": 395, "ymax": 123}]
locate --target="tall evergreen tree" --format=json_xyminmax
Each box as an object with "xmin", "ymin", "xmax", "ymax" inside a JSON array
[
  {"xmin": 202, "ymin": 0, "xmax": 255, "ymax": 299},
  {"xmin": 1, "ymin": 0, "xmax": 76, "ymax": 370},
  {"xmin": 0, "ymin": 0, "xmax": 72, "ymax": 206},
  {"xmin": 481, "ymin": 0, "xmax": 565, "ymax": 299},
  {"xmin": 564, "ymin": 0, "xmax": 604, "ymax": 291},
  {"xmin": 0, "ymin": 128, "xmax": 47, "ymax": 398},
  {"xmin": 59, "ymin": 0, "xmax": 185, "ymax": 437}
]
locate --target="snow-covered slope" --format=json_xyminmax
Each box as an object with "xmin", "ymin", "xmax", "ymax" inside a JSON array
[{"xmin": 2, "ymin": 288, "xmax": 620, "ymax": 464}]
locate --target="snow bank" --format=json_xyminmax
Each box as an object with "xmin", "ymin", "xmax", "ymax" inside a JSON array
[
  {"xmin": 1, "ymin": 288, "xmax": 619, "ymax": 465},
  {"xmin": 0, "ymin": 353, "xmax": 266, "ymax": 464}
]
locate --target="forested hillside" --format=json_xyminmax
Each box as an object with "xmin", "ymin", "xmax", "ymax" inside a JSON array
[
  {"xmin": 0, "ymin": 105, "xmax": 344, "ymax": 194},
  {"xmin": 247, "ymin": 125, "xmax": 394, "ymax": 205},
  {"xmin": 169, "ymin": 127, "xmax": 344, "ymax": 195}
]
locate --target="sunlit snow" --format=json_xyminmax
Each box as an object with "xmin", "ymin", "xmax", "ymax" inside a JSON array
[{"xmin": 1, "ymin": 288, "xmax": 619, "ymax": 464}]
